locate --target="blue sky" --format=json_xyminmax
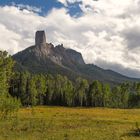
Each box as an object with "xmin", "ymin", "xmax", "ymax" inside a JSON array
[
  {"xmin": 0, "ymin": 0, "xmax": 82, "ymax": 16},
  {"xmin": 0, "ymin": 0, "xmax": 62, "ymax": 9},
  {"xmin": 0, "ymin": 0, "xmax": 140, "ymax": 77}
]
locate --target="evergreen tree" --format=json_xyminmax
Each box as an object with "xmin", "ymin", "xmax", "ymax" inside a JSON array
[
  {"xmin": 0, "ymin": 51, "xmax": 14, "ymax": 95},
  {"xmin": 28, "ymin": 76, "xmax": 38, "ymax": 106},
  {"xmin": 36, "ymin": 74, "xmax": 46, "ymax": 105},
  {"xmin": 19, "ymin": 71, "xmax": 30, "ymax": 106}
]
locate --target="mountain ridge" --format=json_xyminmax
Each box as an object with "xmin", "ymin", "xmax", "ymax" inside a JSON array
[{"xmin": 13, "ymin": 30, "xmax": 140, "ymax": 85}]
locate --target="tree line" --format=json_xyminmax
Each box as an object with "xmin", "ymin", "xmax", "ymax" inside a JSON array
[
  {"xmin": 9, "ymin": 71, "xmax": 140, "ymax": 108},
  {"xmin": 1, "ymin": 50, "xmax": 140, "ymax": 109}
]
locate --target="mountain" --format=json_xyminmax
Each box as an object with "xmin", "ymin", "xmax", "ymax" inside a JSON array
[{"xmin": 13, "ymin": 31, "xmax": 139, "ymax": 85}]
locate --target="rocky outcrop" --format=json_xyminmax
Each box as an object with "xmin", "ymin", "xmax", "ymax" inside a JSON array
[
  {"xmin": 65, "ymin": 49, "xmax": 85, "ymax": 65},
  {"xmin": 13, "ymin": 31, "xmax": 85, "ymax": 67},
  {"xmin": 35, "ymin": 30, "xmax": 46, "ymax": 46}
]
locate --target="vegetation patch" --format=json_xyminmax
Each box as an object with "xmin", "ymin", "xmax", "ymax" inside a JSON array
[{"xmin": 0, "ymin": 107, "xmax": 139, "ymax": 140}]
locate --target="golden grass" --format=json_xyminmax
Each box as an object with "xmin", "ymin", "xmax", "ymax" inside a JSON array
[{"xmin": 0, "ymin": 106, "xmax": 140, "ymax": 140}]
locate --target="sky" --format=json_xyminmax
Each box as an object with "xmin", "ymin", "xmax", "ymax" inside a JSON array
[{"xmin": 0, "ymin": 0, "xmax": 140, "ymax": 78}]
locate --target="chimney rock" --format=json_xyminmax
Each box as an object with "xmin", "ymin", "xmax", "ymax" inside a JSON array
[{"xmin": 35, "ymin": 30, "xmax": 46, "ymax": 46}]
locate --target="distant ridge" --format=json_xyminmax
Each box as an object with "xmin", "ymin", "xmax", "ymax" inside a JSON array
[{"xmin": 13, "ymin": 31, "xmax": 140, "ymax": 85}]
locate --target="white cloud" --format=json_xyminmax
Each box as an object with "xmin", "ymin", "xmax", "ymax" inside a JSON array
[
  {"xmin": 11, "ymin": 3, "xmax": 42, "ymax": 13},
  {"xmin": 0, "ymin": 1, "xmax": 140, "ymax": 77},
  {"xmin": 57, "ymin": 0, "xmax": 81, "ymax": 6},
  {"xmin": 57, "ymin": 0, "xmax": 67, "ymax": 6}
]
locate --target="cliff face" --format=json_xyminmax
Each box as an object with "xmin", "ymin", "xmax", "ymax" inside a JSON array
[
  {"xmin": 35, "ymin": 31, "xmax": 46, "ymax": 46},
  {"xmin": 66, "ymin": 49, "xmax": 85, "ymax": 65},
  {"xmin": 15, "ymin": 31, "xmax": 85, "ymax": 67},
  {"xmin": 13, "ymin": 30, "xmax": 139, "ymax": 84},
  {"xmin": 13, "ymin": 31, "xmax": 85, "ymax": 72}
]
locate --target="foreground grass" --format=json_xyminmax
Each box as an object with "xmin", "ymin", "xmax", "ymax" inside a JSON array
[{"xmin": 0, "ymin": 107, "xmax": 140, "ymax": 140}]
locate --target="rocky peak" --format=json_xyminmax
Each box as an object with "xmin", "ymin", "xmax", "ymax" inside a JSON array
[
  {"xmin": 35, "ymin": 30, "xmax": 46, "ymax": 47},
  {"xmin": 56, "ymin": 44, "xmax": 64, "ymax": 49},
  {"xmin": 65, "ymin": 49, "xmax": 85, "ymax": 65},
  {"xmin": 14, "ymin": 30, "xmax": 85, "ymax": 67}
]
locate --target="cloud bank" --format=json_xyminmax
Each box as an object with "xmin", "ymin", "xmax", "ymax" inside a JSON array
[{"xmin": 0, "ymin": 0, "xmax": 140, "ymax": 78}]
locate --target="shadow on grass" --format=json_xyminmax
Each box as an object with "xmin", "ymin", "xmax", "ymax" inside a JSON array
[{"xmin": 122, "ymin": 122, "xmax": 140, "ymax": 138}]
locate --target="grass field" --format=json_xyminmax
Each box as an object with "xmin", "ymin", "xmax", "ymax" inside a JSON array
[{"xmin": 0, "ymin": 106, "xmax": 140, "ymax": 140}]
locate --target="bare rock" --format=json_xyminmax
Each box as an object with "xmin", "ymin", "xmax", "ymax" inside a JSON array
[{"xmin": 35, "ymin": 30, "xmax": 46, "ymax": 46}]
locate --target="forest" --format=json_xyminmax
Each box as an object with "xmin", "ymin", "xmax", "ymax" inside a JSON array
[{"xmin": 1, "ymin": 50, "xmax": 140, "ymax": 110}]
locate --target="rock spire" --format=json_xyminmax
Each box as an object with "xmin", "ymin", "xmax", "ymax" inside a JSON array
[{"xmin": 35, "ymin": 30, "xmax": 46, "ymax": 46}]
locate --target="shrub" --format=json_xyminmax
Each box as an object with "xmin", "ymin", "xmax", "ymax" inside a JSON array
[{"xmin": 0, "ymin": 94, "xmax": 21, "ymax": 119}]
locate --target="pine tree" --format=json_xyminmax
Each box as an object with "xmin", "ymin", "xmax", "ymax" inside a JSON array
[{"xmin": 36, "ymin": 74, "xmax": 46, "ymax": 105}]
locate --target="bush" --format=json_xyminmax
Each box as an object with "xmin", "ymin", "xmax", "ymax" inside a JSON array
[{"xmin": 0, "ymin": 94, "xmax": 21, "ymax": 119}]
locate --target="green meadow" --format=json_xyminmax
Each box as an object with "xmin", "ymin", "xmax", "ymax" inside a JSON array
[{"xmin": 0, "ymin": 106, "xmax": 140, "ymax": 140}]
